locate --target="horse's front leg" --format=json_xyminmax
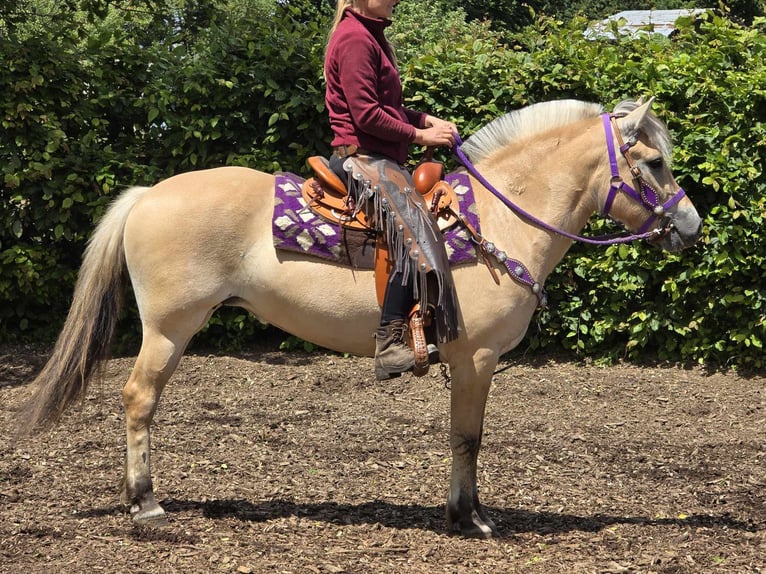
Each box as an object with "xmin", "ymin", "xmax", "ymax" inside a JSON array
[
  {"xmin": 446, "ymin": 349, "xmax": 499, "ymax": 538},
  {"xmin": 119, "ymin": 333, "xmax": 183, "ymax": 526}
]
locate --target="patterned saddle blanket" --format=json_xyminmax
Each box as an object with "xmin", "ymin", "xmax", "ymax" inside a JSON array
[{"xmin": 272, "ymin": 171, "xmax": 481, "ymax": 269}]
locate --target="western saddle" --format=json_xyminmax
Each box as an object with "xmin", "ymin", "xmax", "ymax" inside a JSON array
[{"xmin": 302, "ymin": 150, "xmax": 460, "ymax": 376}]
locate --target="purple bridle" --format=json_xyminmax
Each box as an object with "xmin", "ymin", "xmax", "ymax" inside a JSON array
[
  {"xmin": 601, "ymin": 113, "xmax": 686, "ymax": 234},
  {"xmin": 451, "ymin": 112, "xmax": 686, "ymax": 245}
]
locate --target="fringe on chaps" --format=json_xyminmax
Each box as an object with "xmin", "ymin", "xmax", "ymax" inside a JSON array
[{"xmin": 343, "ymin": 155, "xmax": 459, "ymax": 343}]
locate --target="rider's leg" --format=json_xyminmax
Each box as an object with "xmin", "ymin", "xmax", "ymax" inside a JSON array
[
  {"xmin": 380, "ymin": 271, "xmax": 411, "ymax": 324},
  {"xmin": 374, "ymin": 271, "xmax": 415, "ymax": 380}
]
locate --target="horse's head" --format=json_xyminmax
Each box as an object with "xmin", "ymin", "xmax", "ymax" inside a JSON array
[{"xmin": 602, "ymin": 99, "xmax": 702, "ymax": 253}]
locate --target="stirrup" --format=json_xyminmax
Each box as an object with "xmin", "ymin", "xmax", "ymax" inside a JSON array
[{"xmin": 408, "ymin": 306, "xmax": 430, "ymax": 377}]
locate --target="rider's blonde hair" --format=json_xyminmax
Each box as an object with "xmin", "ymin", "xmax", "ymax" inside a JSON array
[{"xmin": 327, "ymin": 0, "xmax": 355, "ymax": 41}]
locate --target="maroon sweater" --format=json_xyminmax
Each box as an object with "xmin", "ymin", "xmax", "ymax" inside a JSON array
[{"xmin": 324, "ymin": 9, "xmax": 426, "ymax": 164}]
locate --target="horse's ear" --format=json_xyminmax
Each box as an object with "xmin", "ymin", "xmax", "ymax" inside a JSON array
[{"xmin": 617, "ymin": 97, "xmax": 655, "ymax": 135}]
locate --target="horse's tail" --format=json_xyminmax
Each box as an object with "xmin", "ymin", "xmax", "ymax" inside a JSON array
[{"xmin": 17, "ymin": 186, "xmax": 151, "ymax": 437}]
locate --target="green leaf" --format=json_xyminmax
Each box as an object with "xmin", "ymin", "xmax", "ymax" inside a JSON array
[{"xmin": 618, "ymin": 244, "xmax": 628, "ymax": 259}]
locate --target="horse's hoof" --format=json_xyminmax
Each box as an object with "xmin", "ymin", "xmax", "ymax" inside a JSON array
[
  {"xmin": 448, "ymin": 509, "xmax": 498, "ymax": 539},
  {"xmin": 459, "ymin": 520, "xmax": 497, "ymax": 539},
  {"xmin": 131, "ymin": 504, "xmax": 169, "ymax": 527}
]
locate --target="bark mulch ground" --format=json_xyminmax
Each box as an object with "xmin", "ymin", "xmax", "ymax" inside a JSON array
[{"xmin": 1, "ymin": 345, "xmax": 764, "ymax": 573}]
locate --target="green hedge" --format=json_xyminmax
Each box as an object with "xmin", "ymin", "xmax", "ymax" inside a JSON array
[
  {"xmin": 1, "ymin": 4, "xmax": 764, "ymax": 367},
  {"xmin": 514, "ymin": 13, "xmax": 766, "ymax": 366},
  {"xmin": 394, "ymin": 8, "xmax": 765, "ymax": 366}
]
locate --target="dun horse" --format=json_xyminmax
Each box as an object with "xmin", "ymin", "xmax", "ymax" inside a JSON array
[{"xmin": 19, "ymin": 98, "xmax": 702, "ymax": 537}]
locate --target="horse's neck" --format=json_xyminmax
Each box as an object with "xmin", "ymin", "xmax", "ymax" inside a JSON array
[{"xmin": 472, "ymin": 127, "xmax": 602, "ymax": 280}]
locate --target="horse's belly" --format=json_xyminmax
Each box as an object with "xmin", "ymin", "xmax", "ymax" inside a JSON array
[{"xmin": 235, "ymin": 251, "xmax": 381, "ymax": 357}]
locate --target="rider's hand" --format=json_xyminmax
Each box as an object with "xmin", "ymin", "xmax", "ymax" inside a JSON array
[{"xmin": 413, "ymin": 115, "xmax": 458, "ymax": 147}]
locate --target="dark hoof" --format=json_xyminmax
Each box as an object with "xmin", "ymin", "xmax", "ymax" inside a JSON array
[
  {"xmin": 131, "ymin": 504, "xmax": 169, "ymax": 527},
  {"xmin": 447, "ymin": 507, "xmax": 498, "ymax": 538}
]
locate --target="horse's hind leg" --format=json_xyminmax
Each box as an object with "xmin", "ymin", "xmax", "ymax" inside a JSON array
[{"xmin": 119, "ymin": 319, "xmax": 201, "ymax": 526}]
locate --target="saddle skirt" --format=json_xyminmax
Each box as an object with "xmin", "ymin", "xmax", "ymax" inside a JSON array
[{"xmin": 272, "ymin": 171, "xmax": 481, "ymax": 269}]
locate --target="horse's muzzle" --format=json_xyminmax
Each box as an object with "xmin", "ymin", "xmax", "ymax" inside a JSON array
[{"xmin": 654, "ymin": 207, "xmax": 702, "ymax": 252}]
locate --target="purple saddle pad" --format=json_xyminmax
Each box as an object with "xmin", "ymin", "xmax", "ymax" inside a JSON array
[{"xmin": 272, "ymin": 171, "xmax": 480, "ymax": 268}]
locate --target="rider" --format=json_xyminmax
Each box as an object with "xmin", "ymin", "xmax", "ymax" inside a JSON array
[{"xmin": 324, "ymin": 0, "xmax": 459, "ymax": 380}]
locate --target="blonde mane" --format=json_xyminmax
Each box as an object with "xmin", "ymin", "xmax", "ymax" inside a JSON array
[{"xmin": 461, "ymin": 99, "xmax": 673, "ymax": 163}]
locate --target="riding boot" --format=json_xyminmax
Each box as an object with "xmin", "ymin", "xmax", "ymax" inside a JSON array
[{"xmin": 374, "ymin": 319, "xmax": 415, "ymax": 381}]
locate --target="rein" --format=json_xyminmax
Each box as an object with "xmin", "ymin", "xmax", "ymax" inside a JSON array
[{"xmin": 451, "ymin": 113, "xmax": 684, "ymax": 246}]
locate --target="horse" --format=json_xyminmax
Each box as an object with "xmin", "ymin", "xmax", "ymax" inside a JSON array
[{"xmin": 18, "ymin": 98, "xmax": 702, "ymax": 538}]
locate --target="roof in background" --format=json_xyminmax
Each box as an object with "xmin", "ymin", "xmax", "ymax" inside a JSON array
[{"xmin": 585, "ymin": 9, "xmax": 710, "ymax": 40}]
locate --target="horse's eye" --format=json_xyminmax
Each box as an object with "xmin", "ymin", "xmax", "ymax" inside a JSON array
[{"xmin": 647, "ymin": 157, "xmax": 664, "ymax": 169}]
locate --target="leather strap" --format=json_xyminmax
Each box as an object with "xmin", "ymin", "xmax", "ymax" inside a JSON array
[{"xmin": 332, "ymin": 145, "xmax": 368, "ymax": 158}]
